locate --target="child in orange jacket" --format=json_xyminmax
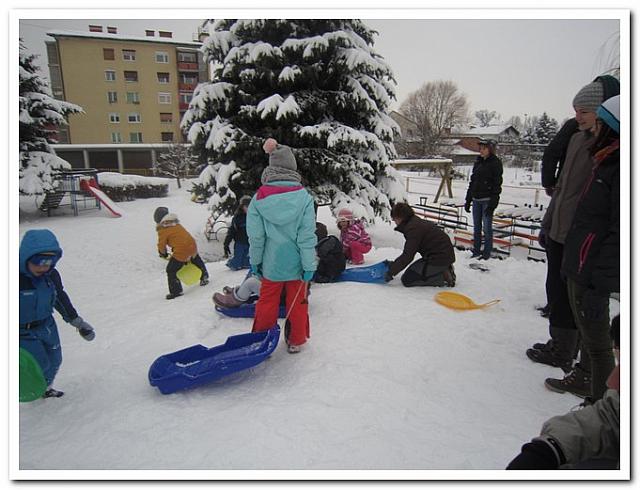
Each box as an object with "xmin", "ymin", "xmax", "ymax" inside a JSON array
[{"xmin": 157, "ymin": 213, "xmax": 209, "ymax": 299}]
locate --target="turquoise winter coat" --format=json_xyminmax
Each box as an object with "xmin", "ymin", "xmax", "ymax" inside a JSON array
[{"xmin": 247, "ymin": 182, "xmax": 317, "ymax": 281}]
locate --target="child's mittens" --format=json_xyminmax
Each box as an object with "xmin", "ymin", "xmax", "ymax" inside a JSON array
[
  {"xmin": 251, "ymin": 263, "xmax": 263, "ymax": 279},
  {"xmin": 70, "ymin": 317, "xmax": 96, "ymax": 341},
  {"xmin": 302, "ymin": 271, "xmax": 315, "ymax": 282}
]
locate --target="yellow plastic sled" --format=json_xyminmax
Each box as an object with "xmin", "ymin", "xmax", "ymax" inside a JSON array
[
  {"xmin": 435, "ymin": 291, "xmax": 500, "ymax": 311},
  {"xmin": 177, "ymin": 262, "xmax": 201, "ymax": 286}
]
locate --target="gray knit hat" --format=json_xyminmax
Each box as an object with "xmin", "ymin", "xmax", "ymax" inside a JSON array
[
  {"xmin": 573, "ymin": 80, "xmax": 605, "ymax": 112},
  {"xmin": 269, "ymin": 145, "xmax": 297, "ymax": 170}
]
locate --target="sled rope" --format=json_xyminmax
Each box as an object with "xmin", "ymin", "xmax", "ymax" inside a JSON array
[{"xmin": 284, "ymin": 281, "xmax": 307, "ymax": 323}]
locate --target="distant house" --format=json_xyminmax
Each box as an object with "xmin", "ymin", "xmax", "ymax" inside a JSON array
[
  {"xmin": 437, "ymin": 138, "xmax": 480, "ymax": 165},
  {"xmin": 389, "ymin": 110, "xmax": 422, "ymax": 157},
  {"xmin": 449, "ymin": 124, "xmax": 521, "ymax": 152}
]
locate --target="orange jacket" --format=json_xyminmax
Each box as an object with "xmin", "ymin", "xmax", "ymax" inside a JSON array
[{"xmin": 157, "ymin": 223, "xmax": 198, "ymax": 262}]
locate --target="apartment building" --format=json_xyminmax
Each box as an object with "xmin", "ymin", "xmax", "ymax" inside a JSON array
[{"xmin": 45, "ymin": 24, "xmax": 208, "ymax": 171}]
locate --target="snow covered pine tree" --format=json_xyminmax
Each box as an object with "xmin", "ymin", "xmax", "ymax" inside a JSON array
[
  {"xmin": 19, "ymin": 41, "xmax": 83, "ymax": 195},
  {"xmin": 182, "ymin": 19, "xmax": 406, "ymax": 221},
  {"xmin": 534, "ymin": 112, "xmax": 559, "ymax": 145}
]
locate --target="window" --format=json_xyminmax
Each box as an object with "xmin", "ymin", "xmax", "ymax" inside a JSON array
[
  {"xmin": 107, "ymin": 26, "xmax": 118, "ymax": 34},
  {"xmin": 108, "ymin": 113, "xmax": 120, "ymax": 123},
  {"xmin": 160, "ymin": 112, "xmax": 173, "ymax": 123},
  {"xmin": 157, "ymin": 72, "xmax": 170, "ymax": 84},
  {"xmin": 145, "ymin": 30, "xmax": 155, "ymax": 37},
  {"xmin": 89, "ymin": 25, "xmax": 103, "ymax": 33},
  {"xmin": 159, "ymin": 31, "xmax": 172, "ymax": 38},
  {"xmin": 111, "ymin": 132, "xmax": 122, "ymax": 143},
  {"xmin": 179, "ymin": 93, "xmax": 193, "ymax": 104},
  {"xmin": 178, "ymin": 52, "xmax": 197, "ymax": 63},
  {"xmin": 180, "ymin": 73, "xmax": 198, "ymax": 84},
  {"xmin": 103, "ymin": 48, "xmax": 115, "ymax": 60},
  {"xmin": 107, "ymin": 91, "xmax": 118, "ymax": 104},
  {"xmin": 161, "ymin": 132, "xmax": 174, "ymax": 142},
  {"xmin": 124, "ymin": 71, "xmax": 138, "ymax": 82},
  {"xmin": 122, "ymin": 49, "xmax": 136, "ymax": 61},
  {"xmin": 128, "ymin": 113, "xmax": 142, "ymax": 123},
  {"xmin": 126, "ymin": 92, "xmax": 140, "ymax": 104},
  {"xmin": 105, "ymin": 70, "xmax": 116, "ymax": 81},
  {"xmin": 158, "ymin": 93, "xmax": 172, "ymax": 104},
  {"xmin": 155, "ymin": 51, "xmax": 169, "ymax": 63},
  {"xmin": 129, "ymin": 132, "xmax": 143, "ymax": 143}
]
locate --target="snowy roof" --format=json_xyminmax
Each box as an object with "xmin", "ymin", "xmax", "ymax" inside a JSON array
[
  {"xmin": 389, "ymin": 110, "xmax": 418, "ymax": 126},
  {"xmin": 52, "ymin": 143, "xmax": 187, "ymax": 150},
  {"xmin": 451, "ymin": 124, "xmax": 520, "ymax": 137},
  {"xmin": 391, "ymin": 158, "xmax": 452, "ymax": 164},
  {"xmin": 46, "ymin": 29, "xmax": 201, "ymax": 48},
  {"xmin": 449, "ymin": 146, "xmax": 480, "ymax": 156}
]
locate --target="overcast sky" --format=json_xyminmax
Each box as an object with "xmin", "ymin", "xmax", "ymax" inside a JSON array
[{"xmin": 19, "ymin": 17, "xmax": 619, "ymax": 124}]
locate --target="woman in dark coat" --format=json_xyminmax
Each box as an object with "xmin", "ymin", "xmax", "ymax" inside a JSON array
[
  {"xmin": 464, "ymin": 139, "xmax": 503, "ymax": 260},
  {"xmin": 545, "ymin": 95, "xmax": 620, "ymax": 402}
]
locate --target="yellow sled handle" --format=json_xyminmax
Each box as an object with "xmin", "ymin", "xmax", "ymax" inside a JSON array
[{"xmin": 479, "ymin": 299, "xmax": 501, "ymax": 308}]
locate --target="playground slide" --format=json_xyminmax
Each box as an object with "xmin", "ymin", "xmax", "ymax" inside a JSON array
[{"xmin": 85, "ymin": 183, "xmax": 123, "ymax": 217}]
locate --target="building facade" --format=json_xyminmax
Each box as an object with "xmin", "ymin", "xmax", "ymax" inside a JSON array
[{"xmin": 46, "ymin": 25, "xmax": 208, "ymax": 151}]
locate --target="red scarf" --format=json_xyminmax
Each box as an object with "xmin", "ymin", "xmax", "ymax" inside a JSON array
[{"xmin": 593, "ymin": 139, "xmax": 620, "ymax": 164}]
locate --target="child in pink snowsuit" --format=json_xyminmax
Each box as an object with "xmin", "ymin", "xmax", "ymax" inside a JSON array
[{"xmin": 336, "ymin": 209, "xmax": 372, "ymax": 265}]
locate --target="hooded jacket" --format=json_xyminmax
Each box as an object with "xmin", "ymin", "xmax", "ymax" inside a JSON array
[
  {"xmin": 561, "ymin": 148, "xmax": 619, "ymax": 292},
  {"xmin": 247, "ymin": 181, "xmax": 317, "ymax": 281},
  {"xmin": 157, "ymin": 223, "xmax": 198, "ymax": 262},
  {"xmin": 389, "ymin": 215, "xmax": 456, "ymax": 277},
  {"xmin": 19, "ymin": 229, "xmax": 77, "ymax": 325}
]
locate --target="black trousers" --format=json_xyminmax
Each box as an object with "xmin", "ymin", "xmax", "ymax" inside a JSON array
[
  {"xmin": 401, "ymin": 258, "xmax": 451, "ymax": 287},
  {"xmin": 545, "ymin": 238, "xmax": 577, "ymax": 331},
  {"xmin": 166, "ymin": 255, "xmax": 208, "ymax": 294}
]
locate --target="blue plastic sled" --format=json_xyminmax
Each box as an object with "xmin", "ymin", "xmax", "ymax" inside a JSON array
[
  {"xmin": 336, "ymin": 261, "xmax": 388, "ymax": 284},
  {"xmin": 148, "ymin": 325, "xmax": 280, "ymax": 394},
  {"xmin": 215, "ymin": 303, "xmax": 287, "ymax": 319}
]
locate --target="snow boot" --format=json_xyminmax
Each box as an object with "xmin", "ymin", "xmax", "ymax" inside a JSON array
[
  {"xmin": 43, "ymin": 387, "xmax": 64, "ymax": 398},
  {"xmin": 166, "ymin": 292, "xmax": 183, "ymax": 300},
  {"xmin": 531, "ymin": 339, "xmax": 553, "ymax": 351},
  {"xmin": 526, "ymin": 347, "xmax": 573, "ymax": 373},
  {"xmin": 544, "ymin": 364, "xmax": 591, "ymax": 398},
  {"xmin": 287, "ymin": 344, "xmax": 301, "ymax": 354},
  {"xmin": 200, "ymin": 276, "xmax": 210, "ymax": 286},
  {"xmin": 222, "ymin": 286, "xmax": 235, "ymax": 295},
  {"xmin": 213, "ymin": 292, "xmax": 243, "ymax": 308}
]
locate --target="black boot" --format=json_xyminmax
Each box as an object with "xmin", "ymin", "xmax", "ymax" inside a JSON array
[
  {"xmin": 526, "ymin": 327, "xmax": 578, "ymax": 373},
  {"xmin": 544, "ymin": 364, "xmax": 591, "ymax": 398}
]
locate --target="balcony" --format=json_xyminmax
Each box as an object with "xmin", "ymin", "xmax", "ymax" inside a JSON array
[
  {"xmin": 178, "ymin": 82, "xmax": 197, "ymax": 91},
  {"xmin": 177, "ymin": 62, "xmax": 198, "ymax": 71},
  {"xmin": 179, "ymin": 102, "xmax": 190, "ymax": 110}
]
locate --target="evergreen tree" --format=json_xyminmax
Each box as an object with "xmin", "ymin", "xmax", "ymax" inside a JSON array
[
  {"xmin": 19, "ymin": 41, "xmax": 83, "ymax": 195},
  {"xmin": 534, "ymin": 112, "xmax": 559, "ymax": 145},
  {"xmin": 182, "ymin": 19, "xmax": 405, "ymax": 221}
]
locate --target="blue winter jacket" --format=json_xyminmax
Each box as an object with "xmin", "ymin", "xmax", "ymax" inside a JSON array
[
  {"xmin": 19, "ymin": 229, "xmax": 77, "ymax": 326},
  {"xmin": 247, "ymin": 181, "xmax": 317, "ymax": 281}
]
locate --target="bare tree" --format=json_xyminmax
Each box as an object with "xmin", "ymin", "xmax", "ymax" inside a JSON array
[
  {"xmin": 399, "ymin": 80, "xmax": 469, "ymax": 156},
  {"xmin": 153, "ymin": 143, "xmax": 199, "ymax": 189},
  {"xmin": 475, "ymin": 109, "xmax": 500, "ymax": 127}
]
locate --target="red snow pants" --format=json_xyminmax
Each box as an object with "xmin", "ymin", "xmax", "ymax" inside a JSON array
[
  {"xmin": 252, "ymin": 278, "xmax": 309, "ymax": 346},
  {"xmin": 344, "ymin": 241, "xmax": 372, "ymax": 265}
]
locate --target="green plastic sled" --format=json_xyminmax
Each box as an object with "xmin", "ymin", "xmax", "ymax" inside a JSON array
[
  {"xmin": 177, "ymin": 262, "xmax": 201, "ymax": 286},
  {"xmin": 19, "ymin": 347, "xmax": 47, "ymax": 402}
]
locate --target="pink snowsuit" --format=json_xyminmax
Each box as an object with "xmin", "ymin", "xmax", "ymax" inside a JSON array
[{"xmin": 340, "ymin": 220, "xmax": 372, "ymax": 265}]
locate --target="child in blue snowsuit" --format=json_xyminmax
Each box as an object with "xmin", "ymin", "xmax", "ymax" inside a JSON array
[
  {"xmin": 19, "ymin": 229, "xmax": 95, "ymax": 398},
  {"xmin": 224, "ymin": 195, "xmax": 252, "ymax": 270}
]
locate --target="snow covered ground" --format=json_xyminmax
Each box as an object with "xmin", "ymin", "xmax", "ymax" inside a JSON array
[{"xmin": 16, "ymin": 174, "xmax": 621, "ymax": 477}]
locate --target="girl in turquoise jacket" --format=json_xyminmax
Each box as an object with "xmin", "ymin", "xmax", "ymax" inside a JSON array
[{"xmin": 247, "ymin": 139, "xmax": 317, "ymax": 353}]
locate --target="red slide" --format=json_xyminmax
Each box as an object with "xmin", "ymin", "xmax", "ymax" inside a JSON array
[{"xmin": 80, "ymin": 179, "xmax": 123, "ymax": 218}]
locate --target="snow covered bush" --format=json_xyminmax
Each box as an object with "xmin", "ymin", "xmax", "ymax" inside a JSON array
[
  {"xmin": 97, "ymin": 172, "xmax": 169, "ymax": 201},
  {"xmin": 182, "ymin": 19, "xmax": 406, "ymax": 221},
  {"xmin": 19, "ymin": 41, "xmax": 83, "ymax": 195}
]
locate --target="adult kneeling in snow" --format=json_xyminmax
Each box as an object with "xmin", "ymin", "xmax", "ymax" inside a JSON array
[{"xmin": 384, "ymin": 202, "xmax": 456, "ymax": 287}]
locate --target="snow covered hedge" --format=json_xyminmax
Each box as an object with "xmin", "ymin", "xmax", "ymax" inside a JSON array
[{"xmin": 97, "ymin": 172, "xmax": 169, "ymax": 202}]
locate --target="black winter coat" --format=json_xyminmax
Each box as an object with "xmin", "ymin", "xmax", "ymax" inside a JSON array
[
  {"xmin": 541, "ymin": 118, "xmax": 580, "ymax": 189},
  {"xmin": 224, "ymin": 212, "xmax": 249, "ymax": 249},
  {"xmin": 389, "ymin": 215, "xmax": 455, "ymax": 277},
  {"xmin": 314, "ymin": 235, "xmax": 346, "ymax": 283},
  {"xmin": 465, "ymin": 154, "xmax": 503, "ymax": 208},
  {"xmin": 561, "ymin": 149, "xmax": 619, "ymax": 293}
]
